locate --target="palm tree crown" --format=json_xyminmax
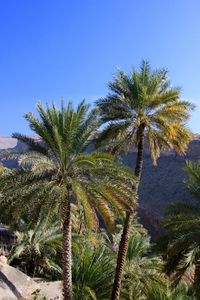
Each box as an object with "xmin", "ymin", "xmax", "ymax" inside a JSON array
[
  {"xmin": 1, "ymin": 101, "xmax": 136, "ymax": 229},
  {"xmin": 96, "ymin": 60, "xmax": 193, "ymax": 165}
]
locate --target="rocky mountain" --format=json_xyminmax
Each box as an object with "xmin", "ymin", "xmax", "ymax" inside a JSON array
[
  {"xmin": 0, "ymin": 135, "xmax": 200, "ymax": 238},
  {"xmin": 0, "ymin": 136, "xmax": 28, "ymax": 168},
  {"xmin": 124, "ymin": 136, "xmax": 200, "ymax": 217},
  {"xmin": 0, "ymin": 136, "xmax": 27, "ymax": 151},
  {"xmin": 122, "ymin": 135, "xmax": 200, "ymax": 236},
  {"xmin": 0, "ymin": 256, "xmax": 62, "ymax": 299}
]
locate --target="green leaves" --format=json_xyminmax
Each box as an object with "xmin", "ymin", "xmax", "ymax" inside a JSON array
[
  {"xmin": 0, "ymin": 100, "xmax": 137, "ymax": 232},
  {"xmin": 160, "ymin": 161, "xmax": 200, "ymax": 295},
  {"xmin": 184, "ymin": 161, "xmax": 200, "ymax": 198},
  {"xmin": 96, "ymin": 60, "xmax": 193, "ymax": 165},
  {"xmin": 121, "ymin": 233, "xmax": 168, "ymax": 300},
  {"xmin": 73, "ymin": 244, "xmax": 114, "ymax": 300},
  {"xmin": 8, "ymin": 217, "xmax": 62, "ymax": 278}
]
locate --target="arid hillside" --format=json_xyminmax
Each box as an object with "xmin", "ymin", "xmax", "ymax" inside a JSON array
[{"xmin": 123, "ymin": 136, "xmax": 200, "ymax": 218}]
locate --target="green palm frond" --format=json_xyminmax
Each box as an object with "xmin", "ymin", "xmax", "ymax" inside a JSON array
[
  {"xmin": 0, "ymin": 101, "xmax": 137, "ymax": 231},
  {"xmin": 160, "ymin": 160, "xmax": 200, "ymax": 296},
  {"xmin": 8, "ymin": 217, "xmax": 62, "ymax": 278},
  {"xmin": 96, "ymin": 60, "xmax": 193, "ymax": 164},
  {"xmin": 121, "ymin": 233, "xmax": 168, "ymax": 300},
  {"xmin": 73, "ymin": 244, "xmax": 114, "ymax": 300}
]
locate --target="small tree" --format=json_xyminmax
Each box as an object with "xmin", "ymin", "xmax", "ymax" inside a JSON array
[{"xmin": 8, "ymin": 218, "xmax": 62, "ymax": 278}]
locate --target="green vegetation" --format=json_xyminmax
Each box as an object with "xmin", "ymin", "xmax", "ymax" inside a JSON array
[
  {"xmin": 0, "ymin": 101, "xmax": 136, "ymax": 299},
  {"xmin": 0, "ymin": 61, "xmax": 198, "ymax": 299},
  {"xmin": 96, "ymin": 60, "xmax": 193, "ymax": 300},
  {"xmin": 159, "ymin": 161, "xmax": 200, "ymax": 299},
  {"xmin": 8, "ymin": 218, "xmax": 62, "ymax": 278}
]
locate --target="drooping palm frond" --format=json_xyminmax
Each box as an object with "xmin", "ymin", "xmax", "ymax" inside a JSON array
[
  {"xmin": 121, "ymin": 234, "xmax": 168, "ymax": 300},
  {"xmin": 72, "ymin": 244, "xmax": 115, "ymax": 300},
  {"xmin": 159, "ymin": 161, "xmax": 200, "ymax": 297},
  {"xmin": 184, "ymin": 160, "xmax": 200, "ymax": 199},
  {"xmin": 0, "ymin": 101, "xmax": 137, "ymax": 231}
]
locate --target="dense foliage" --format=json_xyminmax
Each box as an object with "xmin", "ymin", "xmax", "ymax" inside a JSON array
[
  {"xmin": 0, "ymin": 61, "xmax": 197, "ymax": 299},
  {"xmin": 158, "ymin": 161, "xmax": 200, "ymax": 299}
]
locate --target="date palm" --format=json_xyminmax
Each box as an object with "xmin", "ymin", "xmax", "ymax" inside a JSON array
[
  {"xmin": 121, "ymin": 235, "xmax": 167, "ymax": 300},
  {"xmin": 96, "ymin": 60, "xmax": 193, "ymax": 300},
  {"xmin": 8, "ymin": 217, "xmax": 62, "ymax": 278},
  {"xmin": 0, "ymin": 101, "xmax": 136, "ymax": 300},
  {"xmin": 73, "ymin": 244, "xmax": 114, "ymax": 300}
]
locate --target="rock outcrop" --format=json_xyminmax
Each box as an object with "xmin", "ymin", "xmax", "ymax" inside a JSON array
[
  {"xmin": 0, "ymin": 257, "xmax": 39, "ymax": 299},
  {"xmin": 0, "ymin": 256, "xmax": 63, "ymax": 299}
]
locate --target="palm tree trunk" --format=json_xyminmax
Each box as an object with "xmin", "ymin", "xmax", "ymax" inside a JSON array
[
  {"xmin": 111, "ymin": 211, "xmax": 133, "ymax": 300},
  {"xmin": 134, "ymin": 124, "xmax": 145, "ymax": 179},
  {"xmin": 194, "ymin": 259, "xmax": 200, "ymax": 299},
  {"xmin": 62, "ymin": 193, "xmax": 73, "ymax": 300},
  {"xmin": 111, "ymin": 124, "xmax": 145, "ymax": 300}
]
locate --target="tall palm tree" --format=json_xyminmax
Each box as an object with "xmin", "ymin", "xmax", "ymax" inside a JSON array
[
  {"xmin": 161, "ymin": 161, "xmax": 200, "ymax": 299},
  {"xmin": 0, "ymin": 101, "xmax": 136, "ymax": 300},
  {"xmin": 96, "ymin": 60, "xmax": 193, "ymax": 300}
]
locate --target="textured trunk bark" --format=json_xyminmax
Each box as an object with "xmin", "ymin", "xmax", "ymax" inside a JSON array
[
  {"xmin": 111, "ymin": 211, "xmax": 133, "ymax": 300},
  {"xmin": 62, "ymin": 193, "xmax": 72, "ymax": 300},
  {"xmin": 111, "ymin": 124, "xmax": 145, "ymax": 300},
  {"xmin": 194, "ymin": 259, "xmax": 200, "ymax": 299},
  {"xmin": 134, "ymin": 124, "xmax": 145, "ymax": 179}
]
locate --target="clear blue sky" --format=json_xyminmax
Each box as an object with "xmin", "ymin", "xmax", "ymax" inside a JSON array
[{"xmin": 0, "ymin": 0, "xmax": 200, "ymax": 135}]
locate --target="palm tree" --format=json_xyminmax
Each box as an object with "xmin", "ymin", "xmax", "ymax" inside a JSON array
[
  {"xmin": 146, "ymin": 284, "xmax": 196, "ymax": 300},
  {"xmin": 96, "ymin": 60, "xmax": 193, "ymax": 300},
  {"xmin": 121, "ymin": 234, "xmax": 167, "ymax": 300},
  {"xmin": 0, "ymin": 101, "xmax": 136, "ymax": 300},
  {"xmin": 9, "ymin": 217, "xmax": 62, "ymax": 278},
  {"xmin": 161, "ymin": 161, "xmax": 200, "ymax": 299},
  {"xmin": 73, "ymin": 244, "xmax": 114, "ymax": 300},
  {"xmin": 121, "ymin": 233, "xmax": 195, "ymax": 300}
]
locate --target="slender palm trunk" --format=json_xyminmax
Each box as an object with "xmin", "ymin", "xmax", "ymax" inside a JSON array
[
  {"xmin": 111, "ymin": 211, "xmax": 133, "ymax": 300},
  {"xmin": 62, "ymin": 194, "xmax": 73, "ymax": 300},
  {"xmin": 194, "ymin": 259, "xmax": 200, "ymax": 299},
  {"xmin": 111, "ymin": 124, "xmax": 145, "ymax": 300},
  {"xmin": 134, "ymin": 125, "xmax": 145, "ymax": 179}
]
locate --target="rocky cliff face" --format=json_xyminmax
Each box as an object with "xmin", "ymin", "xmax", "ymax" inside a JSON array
[
  {"xmin": 123, "ymin": 135, "xmax": 200, "ymax": 217},
  {"xmin": 0, "ymin": 136, "xmax": 28, "ymax": 168},
  {"xmin": 0, "ymin": 135, "xmax": 200, "ymax": 238},
  {"xmin": 121, "ymin": 136, "xmax": 200, "ymax": 237},
  {"xmin": 0, "ymin": 136, "xmax": 27, "ymax": 151}
]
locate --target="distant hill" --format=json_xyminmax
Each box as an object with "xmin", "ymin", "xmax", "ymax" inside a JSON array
[
  {"xmin": 0, "ymin": 136, "xmax": 18, "ymax": 150},
  {"xmin": 123, "ymin": 135, "xmax": 200, "ymax": 218},
  {"xmin": 0, "ymin": 135, "xmax": 200, "ymax": 238},
  {"xmin": 121, "ymin": 136, "xmax": 200, "ymax": 237},
  {"xmin": 0, "ymin": 136, "xmax": 28, "ymax": 168}
]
